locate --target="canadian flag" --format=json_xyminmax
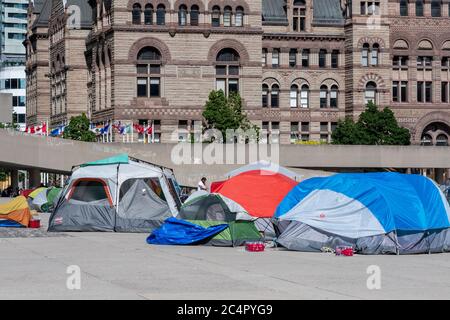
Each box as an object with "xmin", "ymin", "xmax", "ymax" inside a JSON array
[
  {"xmin": 133, "ymin": 124, "xmax": 145, "ymax": 134},
  {"xmin": 26, "ymin": 126, "xmax": 35, "ymax": 134},
  {"xmin": 41, "ymin": 122, "xmax": 47, "ymax": 135},
  {"xmin": 26, "ymin": 122, "xmax": 47, "ymax": 135}
]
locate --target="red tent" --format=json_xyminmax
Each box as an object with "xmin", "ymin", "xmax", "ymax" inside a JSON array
[
  {"xmin": 210, "ymin": 180, "xmax": 225, "ymax": 193},
  {"xmin": 212, "ymin": 170, "xmax": 297, "ymax": 218}
]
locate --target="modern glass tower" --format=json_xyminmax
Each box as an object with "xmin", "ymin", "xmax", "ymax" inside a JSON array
[{"xmin": 0, "ymin": 0, "xmax": 28, "ymax": 129}]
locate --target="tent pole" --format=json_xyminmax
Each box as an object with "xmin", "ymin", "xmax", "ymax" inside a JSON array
[{"xmin": 114, "ymin": 164, "xmax": 120, "ymax": 232}]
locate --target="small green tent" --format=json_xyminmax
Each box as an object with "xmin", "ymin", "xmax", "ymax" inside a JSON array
[
  {"xmin": 178, "ymin": 192, "xmax": 261, "ymax": 246},
  {"xmin": 31, "ymin": 187, "xmax": 62, "ymax": 212}
]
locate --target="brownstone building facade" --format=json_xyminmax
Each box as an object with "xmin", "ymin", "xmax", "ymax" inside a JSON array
[
  {"xmin": 25, "ymin": 0, "xmax": 51, "ymax": 125},
  {"xmin": 25, "ymin": 0, "xmax": 450, "ymax": 145}
]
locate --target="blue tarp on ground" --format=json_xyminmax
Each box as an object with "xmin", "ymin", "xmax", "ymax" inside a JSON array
[
  {"xmin": 0, "ymin": 220, "xmax": 23, "ymax": 228},
  {"xmin": 147, "ymin": 217, "xmax": 228, "ymax": 245}
]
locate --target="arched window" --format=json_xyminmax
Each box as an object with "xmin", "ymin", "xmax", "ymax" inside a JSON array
[
  {"xmin": 136, "ymin": 47, "xmax": 162, "ymax": 98},
  {"xmin": 300, "ymin": 84, "xmax": 309, "ymax": 108},
  {"xmin": 400, "ymin": 0, "xmax": 408, "ymax": 16},
  {"xmin": 436, "ymin": 134, "xmax": 449, "ymax": 146},
  {"xmin": 137, "ymin": 47, "xmax": 161, "ymax": 60},
  {"xmin": 330, "ymin": 85, "xmax": 338, "ymax": 108},
  {"xmin": 320, "ymin": 85, "xmax": 328, "ymax": 108},
  {"xmin": 371, "ymin": 43, "xmax": 379, "ymax": 66},
  {"xmin": 212, "ymin": 6, "xmax": 221, "ymax": 27},
  {"xmin": 362, "ymin": 43, "xmax": 369, "ymax": 66},
  {"xmin": 215, "ymin": 48, "xmax": 240, "ymax": 96},
  {"xmin": 224, "ymin": 6, "xmax": 232, "ymax": 27},
  {"xmin": 190, "ymin": 5, "xmax": 199, "ymax": 26},
  {"xmin": 421, "ymin": 134, "xmax": 433, "ymax": 146},
  {"xmin": 290, "ymin": 84, "xmax": 298, "ymax": 108},
  {"xmin": 365, "ymin": 81, "xmax": 377, "ymax": 104},
  {"xmin": 156, "ymin": 4, "xmax": 166, "ymax": 25},
  {"xmin": 415, "ymin": 0, "xmax": 424, "ymax": 16},
  {"xmin": 262, "ymin": 84, "xmax": 269, "ymax": 107},
  {"xmin": 271, "ymin": 84, "xmax": 279, "ymax": 107},
  {"xmin": 179, "ymin": 5, "xmax": 187, "ymax": 26},
  {"xmin": 144, "ymin": 4, "xmax": 153, "ymax": 25},
  {"xmin": 132, "ymin": 3, "xmax": 141, "ymax": 25},
  {"xmin": 431, "ymin": 0, "xmax": 441, "ymax": 16},
  {"xmin": 217, "ymin": 48, "xmax": 239, "ymax": 62},
  {"xmin": 235, "ymin": 6, "xmax": 244, "ymax": 27}
]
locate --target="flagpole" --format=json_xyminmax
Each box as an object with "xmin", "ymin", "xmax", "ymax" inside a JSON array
[{"xmin": 152, "ymin": 120, "xmax": 155, "ymax": 143}]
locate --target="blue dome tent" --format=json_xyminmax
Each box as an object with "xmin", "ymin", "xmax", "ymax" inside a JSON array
[{"xmin": 274, "ymin": 173, "xmax": 450, "ymax": 254}]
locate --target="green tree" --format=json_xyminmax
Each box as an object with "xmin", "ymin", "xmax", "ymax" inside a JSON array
[
  {"xmin": 332, "ymin": 102, "xmax": 411, "ymax": 145},
  {"xmin": 63, "ymin": 113, "xmax": 96, "ymax": 142},
  {"xmin": 330, "ymin": 118, "xmax": 359, "ymax": 145},
  {"xmin": 203, "ymin": 90, "xmax": 259, "ymax": 142},
  {"xmin": 0, "ymin": 169, "xmax": 7, "ymax": 182}
]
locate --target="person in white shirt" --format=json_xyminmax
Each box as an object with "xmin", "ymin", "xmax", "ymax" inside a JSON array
[{"xmin": 198, "ymin": 177, "xmax": 207, "ymax": 191}]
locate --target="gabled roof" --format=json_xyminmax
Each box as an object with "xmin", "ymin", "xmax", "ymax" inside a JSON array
[
  {"xmin": 313, "ymin": 0, "xmax": 345, "ymax": 25},
  {"xmin": 262, "ymin": 0, "xmax": 288, "ymax": 25},
  {"xmin": 32, "ymin": 0, "xmax": 47, "ymax": 13},
  {"xmin": 32, "ymin": 0, "xmax": 52, "ymax": 29}
]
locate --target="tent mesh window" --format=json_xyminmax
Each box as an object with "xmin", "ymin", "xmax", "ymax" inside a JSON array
[
  {"xmin": 167, "ymin": 178, "xmax": 182, "ymax": 209},
  {"xmin": 179, "ymin": 195, "xmax": 236, "ymax": 222},
  {"xmin": 120, "ymin": 178, "xmax": 166, "ymax": 202},
  {"xmin": 70, "ymin": 180, "xmax": 110, "ymax": 203}
]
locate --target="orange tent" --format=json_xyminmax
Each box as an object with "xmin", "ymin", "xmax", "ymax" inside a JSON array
[
  {"xmin": 212, "ymin": 170, "xmax": 297, "ymax": 218},
  {"xmin": 0, "ymin": 196, "xmax": 32, "ymax": 227}
]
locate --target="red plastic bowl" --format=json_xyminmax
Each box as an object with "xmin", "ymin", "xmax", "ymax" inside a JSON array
[
  {"xmin": 28, "ymin": 219, "xmax": 41, "ymax": 229},
  {"xmin": 245, "ymin": 242, "xmax": 265, "ymax": 252}
]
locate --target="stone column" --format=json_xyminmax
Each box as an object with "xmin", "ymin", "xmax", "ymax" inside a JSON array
[
  {"xmin": 10, "ymin": 169, "xmax": 18, "ymax": 191},
  {"xmin": 435, "ymin": 168, "xmax": 445, "ymax": 184},
  {"xmin": 29, "ymin": 168, "xmax": 41, "ymax": 188}
]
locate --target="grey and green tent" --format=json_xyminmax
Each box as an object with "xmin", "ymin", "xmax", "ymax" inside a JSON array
[
  {"xmin": 49, "ymin": 154, "xmax": 180, "ymax": 233},
  {"xmin": 177, "ymin": 191, "xmax": 261, "ymax": 246}
]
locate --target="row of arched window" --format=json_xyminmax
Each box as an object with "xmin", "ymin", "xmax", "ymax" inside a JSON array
[
  {"xmin": 132, "ymin": 3, "xmax": 167, "ymax": 25},
  {"xmin": 262, "ymin": 84, "xmax": 339, "ymax": 109},
  {"xmin": 262, "ymin": 82, "xmax": 379, "ymax": 108},
  {"xmin": 400, "ymin": 0, "xmax": 450, "ymax": 17},
  {"xmin": 131, "ymin": 4, "xmax": 245, "ymax": 27},
  {"xmin": 135, "ymin": 46, "xmax": 243, "ymax": 98}
]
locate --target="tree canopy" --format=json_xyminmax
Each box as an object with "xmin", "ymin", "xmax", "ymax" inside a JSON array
[
  {"xmin": 63, "ymin": 113, "xmax": 96, "ymax": 142},
  {"xmin": 202, "ymin": 90, "xmax": 259, "ymax": 142},
  {"xmin": 332, "ymin": 102, "xmax": 411, "ymax": 145}
]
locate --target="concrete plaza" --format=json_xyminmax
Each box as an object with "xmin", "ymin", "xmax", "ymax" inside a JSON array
[{"xmin": 0, "ymin": 213, "xmax": 449, "ymax": 300}]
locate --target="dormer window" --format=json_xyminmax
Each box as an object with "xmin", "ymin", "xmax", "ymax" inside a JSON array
[{"xmin": 293, "ymin": 0, "xmax": 306, "ymax": 31}]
